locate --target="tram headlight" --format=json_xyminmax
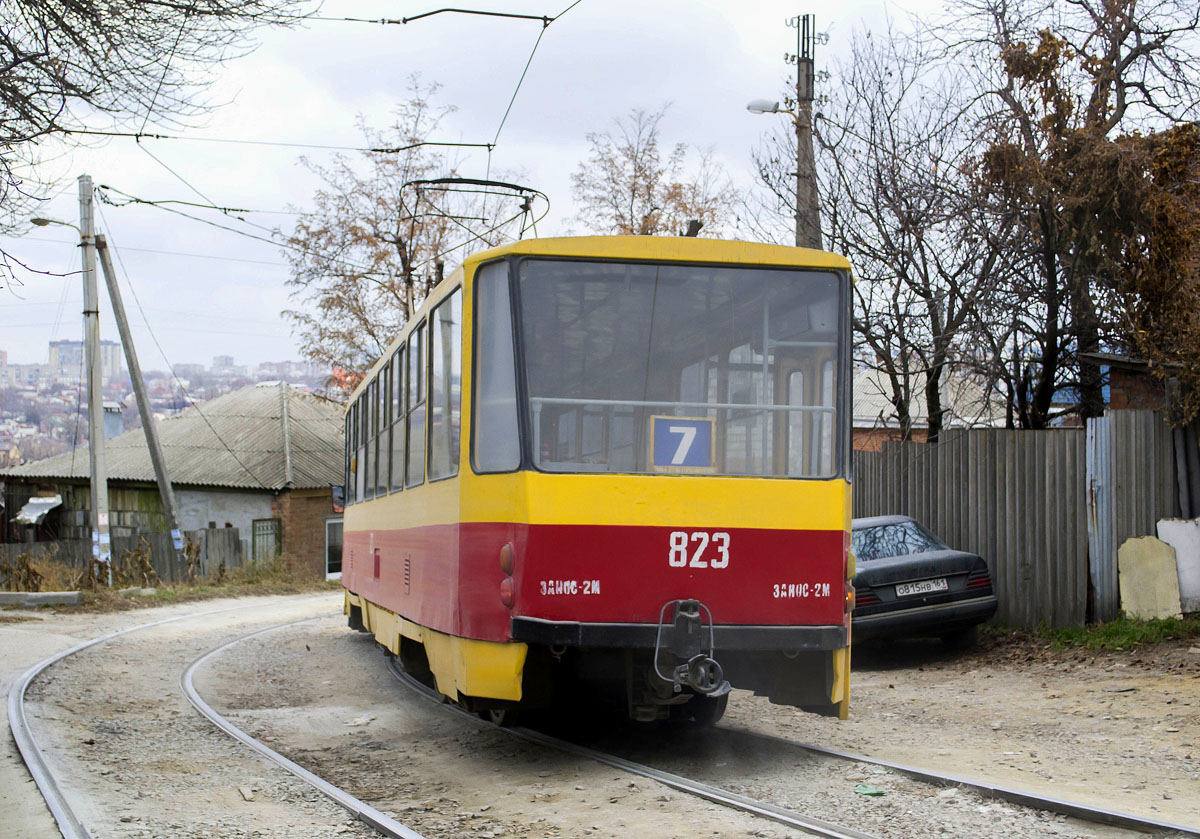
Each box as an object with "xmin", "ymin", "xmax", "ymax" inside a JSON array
[
  {"xmin": 499, "ymin": 576, "xmax": 515, "ymax": 609},
  {"xmin": 499, "ymin": 542, "xmax": 515, "ymax": 576}
]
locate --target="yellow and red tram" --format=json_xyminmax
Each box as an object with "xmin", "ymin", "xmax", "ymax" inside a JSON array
[{"xmin": 342, "ymin": 236, "xmax": 854, "ymax": 723}]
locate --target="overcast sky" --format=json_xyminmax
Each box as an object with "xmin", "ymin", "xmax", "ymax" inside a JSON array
[{"xmin": 0, "ymin": 0, "xmax": 940, "ymax": 369}]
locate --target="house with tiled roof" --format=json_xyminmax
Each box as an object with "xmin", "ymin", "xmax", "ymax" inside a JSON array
[{"xmin": 0, "ymin": 382, "xmax": 345, "ymax": 578}]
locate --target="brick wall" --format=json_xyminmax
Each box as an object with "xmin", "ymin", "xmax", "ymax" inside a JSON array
[
  {"xmin": 853, "ymin": 426, "xmax": 929, "ymax": 452},
  {"xmin": 277, "ymin": 487, "xmax": 336, "ymax": 579},
  {"xmin": 1109, "ymin": 368, "xmax": 1167, "ymax": 411}
]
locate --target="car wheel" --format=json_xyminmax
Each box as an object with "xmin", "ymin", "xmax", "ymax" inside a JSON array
[{"xmin": 940, "ymin": 625, "xmax": 978, "ymax": 651}]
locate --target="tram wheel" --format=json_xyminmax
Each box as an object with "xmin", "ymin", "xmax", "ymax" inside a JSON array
[{"xmin": 480, "ymin": 708, "xmax": 519, "ymax": 727}]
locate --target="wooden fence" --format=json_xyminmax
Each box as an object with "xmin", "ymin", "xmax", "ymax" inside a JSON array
[{"xmin": 0, "ymin": 526, "xmax": 245, "ymax": 585}]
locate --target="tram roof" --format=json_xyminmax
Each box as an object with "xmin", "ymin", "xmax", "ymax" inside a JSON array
[
  {"xmin": 348, "ymin": 237, "xmax": 852, "ymax": 404},
  {"xmin": 461, "ymin": 235, "xmax": 852, "ymax": 272}
]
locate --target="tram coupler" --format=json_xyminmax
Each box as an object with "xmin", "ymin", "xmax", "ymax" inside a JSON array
[{"xmin": 653, "ymin": 599, "xmax": 731, "ymax": 697}]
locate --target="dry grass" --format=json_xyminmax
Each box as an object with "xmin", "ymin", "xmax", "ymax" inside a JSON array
[{"xmin": 2, "ymin": 546, "xmax": 337, "ymax": 613}]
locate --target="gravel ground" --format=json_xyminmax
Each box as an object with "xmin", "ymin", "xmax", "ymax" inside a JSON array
[
  {"xmin": 201, "ymin": 615, "xmax": 1194, "ymax": 839},
  {"xmin": 7, "ymin": 594, "xmax": 1198, "ymax": 839},
  {"xmin": 724, "ymin": 635, "xmax": 1200, "ymax": 829},
  {"xmin": 14, "ymin": 593, "xmax": 380, "ymax": 839}
]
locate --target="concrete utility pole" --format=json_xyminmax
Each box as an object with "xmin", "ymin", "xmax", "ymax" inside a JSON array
[
  {"xmin": 791, "ymin": 13, "xmax": 822, "ymax": 250},
  {"xmin": 79, "ymin": 175, "xmax": 112, "ymax": 583},
  {"xmin": 96, "ymin": 236, "xmax": 185, "ymax": 560}
]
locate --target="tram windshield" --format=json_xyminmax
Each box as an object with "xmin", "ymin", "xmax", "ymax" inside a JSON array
[{"xmin": 515, "ymin": 258, "xmax": 845, "ymax": 478}]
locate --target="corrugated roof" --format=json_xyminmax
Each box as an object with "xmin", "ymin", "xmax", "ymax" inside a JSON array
[{"xmin": 1, "ymin": 383, "xmax": 344, "ymax": 491}]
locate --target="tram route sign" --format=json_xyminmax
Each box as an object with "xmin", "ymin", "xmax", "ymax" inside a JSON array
[{"xmin": 650, "ymin": 416, "xmax": 715, "ymax": 471}]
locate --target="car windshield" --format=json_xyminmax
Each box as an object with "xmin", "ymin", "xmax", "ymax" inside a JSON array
[
  {"xmin": 852, "ymin": 520, "xmax": 948, "ymax": 561},
  {"xmin": 516, "ymin": 258, "xmax": 844, "ymax": 477}
]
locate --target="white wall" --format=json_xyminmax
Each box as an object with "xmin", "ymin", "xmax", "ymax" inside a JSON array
[{"xmin": 176, "ymin": 489, "xmax": 274, "ymax": 557}]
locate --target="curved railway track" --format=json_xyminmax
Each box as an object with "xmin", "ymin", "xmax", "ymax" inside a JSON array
[
  {"xmin": 384, "ymin": 653, "xmax": 1199, "ymax": 839},
  {"xmin": 11, "ymin": 606, "xmax": 1197, "ymax": 839},
  {"xmin": 8, "ymin": 601, "xmax": 427, "ymax": 839},
  {"xmin": 384, "ymin": 656, "xmax": 880, "ymax": 839}
]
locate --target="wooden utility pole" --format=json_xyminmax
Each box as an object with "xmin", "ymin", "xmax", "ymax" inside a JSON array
[
  {"xmin": 79, "ymin": 174, "xmax": 112, "ymax": 583},
  {"xmin": 96, "ymin": 236, "xmax": 185, "ymax": 560}
]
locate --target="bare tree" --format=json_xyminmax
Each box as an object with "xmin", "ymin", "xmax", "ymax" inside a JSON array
[
  {"xmin": 752, "ymin": 24, "xmax": 1017, "ymax": 441},
  {"xmin": 570, "ymin": 106, "xmax": 738, "ymax": 236},
  {"xmin": 282, "ymin": 82, "xmax": 526, "ymax": 395},
  {"xmin": 0, "ymin": 0, "xmax": 304, "ymax": 288}
]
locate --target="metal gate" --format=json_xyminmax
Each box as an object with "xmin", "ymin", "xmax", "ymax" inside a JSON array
[{"xmin": 251, "ymin": 518, "xmax": 281, "ymax": 562}]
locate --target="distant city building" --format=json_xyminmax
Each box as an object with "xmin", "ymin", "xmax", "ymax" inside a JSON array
[
  {"xmin": 173, "ymin": 363, "xmax": 205, "ymax": 380},
  {"xmin": 212, "ymin": 354, "xmax": 235, "ymax": 369},
  {"xmin": 48, "ymin": 339, "xmax": 123, "ymax": 382}
]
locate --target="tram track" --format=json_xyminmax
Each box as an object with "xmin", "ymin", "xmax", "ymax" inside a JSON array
[
  {"xmin": 716, "ymin": 725, "xmax": 1200, "ymax": 838},
  {"xmin": 12, "ymin": 604, "xmax": 1195, "ymax": 839},
  {"xmin": 7, "ymin": 597, "xmax": 406, "ymax": 839},
  {"xmin": 384, "ymin": 655, "xmax": 881, "ymax": 839},
  {"xmin": 385, "ymin": 653, "xmax": 1196, "ymax": 839}
]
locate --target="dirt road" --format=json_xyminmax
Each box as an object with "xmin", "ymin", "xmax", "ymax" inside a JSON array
[{"xmin": 4, "ymin": 594, "xmax": 1196, "ymax": 837}]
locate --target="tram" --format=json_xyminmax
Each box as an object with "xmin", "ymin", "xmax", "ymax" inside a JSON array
[{"xmin": 341, "ymin": 236, "xmax": 854, "ymax": 723}]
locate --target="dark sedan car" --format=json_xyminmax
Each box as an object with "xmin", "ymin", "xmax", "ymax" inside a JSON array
[{"xmin": 851, "ymin": 515, "xmax": 998, "ymax": 648}]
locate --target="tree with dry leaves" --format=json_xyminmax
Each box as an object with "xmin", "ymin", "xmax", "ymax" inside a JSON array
[
  {"xmin": 282, "ymin": 83, "xmax": 526, "ymax": 395},
  {"xmin": 570, "ymin": 106, "xmax": 738, "ymax": 237},
  {"xmin": 960, "ymin": 0, "xmax": 1200, "ymax": 425}
]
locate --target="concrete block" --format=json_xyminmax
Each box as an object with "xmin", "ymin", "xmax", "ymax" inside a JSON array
[
  {"xmin": 1118, "ymin": 536, "xmax": 1182, "ymax": 621},
  {"xmin": 22, "ymin": 591, "xmax": 83, "ymax": 607},
  {"xmin": 1157, "ymin": 518, "xmax": 1200, "ymax": 613},
  {"xmin": 0, "ymin": 591, "xmax": 83, "ymax": 608}
]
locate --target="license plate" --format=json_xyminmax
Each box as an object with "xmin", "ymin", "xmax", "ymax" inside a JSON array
[{"xmin": 896, "ymin": 578, "xmax": 948, "ymax": 597}]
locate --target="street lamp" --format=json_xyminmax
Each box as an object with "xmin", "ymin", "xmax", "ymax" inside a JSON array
[
  {"xmin": 32, "ymin": 217, "xmax": 81, "ymax": 233},
  {"xmin": 746, "ymin": 99, "xmax": 782, "ymax": 115}
]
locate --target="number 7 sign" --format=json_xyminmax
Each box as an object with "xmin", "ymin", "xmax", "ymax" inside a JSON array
[{"xmin": 651, "ymin": 416, "xmax": 714, "ymax": 470}]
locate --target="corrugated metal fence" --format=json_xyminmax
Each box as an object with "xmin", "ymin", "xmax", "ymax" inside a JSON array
[
  {"xmin": 854, "ymin": 411, "xmax": 1178, "ymax": 628},
  {"xmin": 854, "ymin": 429, "xmax": 1088, "ymax": 628},
  {"xmin": 1087, "ymin": 411, "xmax": 1177, "ymax": 620}
]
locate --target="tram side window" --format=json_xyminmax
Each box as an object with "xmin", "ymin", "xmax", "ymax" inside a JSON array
[
  {"xmin": 473, "ymin": 261, "xmax": 521, "ymax": 473},
  {"xmin": 429, "ymin": 289, "xmax": 462, "ymax": 481},
  {"xmin": 364, "ymin": 379, "xmax": 377, "ymax": 500},
  {"xmin": 346, "ymin": 403, "xmax": 357, "ymax": 505},
  {"xmin": 355, "ymin": 394, "xmax": 367, "ymax": 502},
  {"xmin": 406, "ymin": 321, "xmax": 426, "ymax": 487},
  {"xmin": 376, "ymin": 362, "xmax": 390, "ymax": 498},
  {"xmin": 389, "ymin": 347, "xmax": 405, "ymax": 492}
]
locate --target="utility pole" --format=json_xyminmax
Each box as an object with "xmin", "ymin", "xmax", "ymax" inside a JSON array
[
  {"xmin": 79, "ymin": 175, "xmax": 112, "ymax": 584},
  {"xmin": 96, "ymin": 236, "xmax": 185, "ymax": 561},
  {"xmin": 790, "ymin": 13, "xmax": 822, "ymax": 250}
]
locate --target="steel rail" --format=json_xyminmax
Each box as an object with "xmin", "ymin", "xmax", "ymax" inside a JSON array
[
  {"xmin": 7, "ymin": 602, "xmax": 293, "ymax": 839},
  {"xmin": 181, "ymin": 620, "xmax": 428, "ymax": 839},
  {"xmin": 384, "ymin": 656, "xmax": 880, "ymax": 839},
  {"xmin": 721, "ymin": 725, "xmax": 1200, "ymax": 838}
]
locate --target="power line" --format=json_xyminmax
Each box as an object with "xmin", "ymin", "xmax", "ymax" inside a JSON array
[
  {"xmin": 309, "ymin": 7, "xmax": 554, "ymax": 26},
  {"xmin": 94, "ymin": 204, "xmax": 271, "ymax": 490},
  {"xmin": 60, "ymin": 127, "xmax": 493, "ymax": 155},
  {"xmin": 5, "ymin": 236, "xmax": 288, "ymax": 267}
]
